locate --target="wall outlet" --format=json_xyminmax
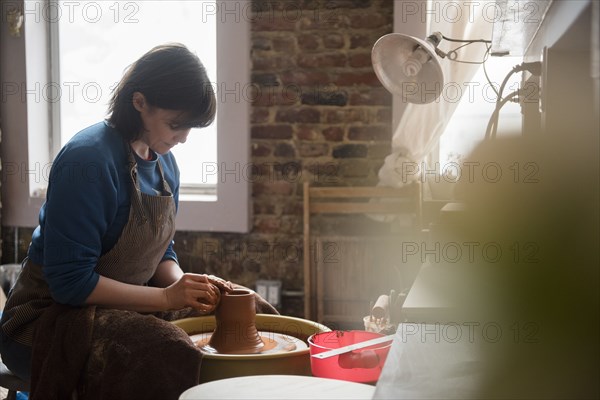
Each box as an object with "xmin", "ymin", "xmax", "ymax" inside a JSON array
[{"xmin": 255, "ymin": 280, "xmax": 282, "ymax": 307}]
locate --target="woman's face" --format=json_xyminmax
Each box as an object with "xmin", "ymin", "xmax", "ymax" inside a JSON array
[{"xmin": 133, "ymin": 92, "xmax": 192, "ymax": 155}]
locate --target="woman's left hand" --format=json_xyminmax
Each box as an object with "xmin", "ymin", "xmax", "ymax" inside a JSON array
[
  {"xmin": 206, "ymin": 275, "xmax": 234, "ymax": 294},
  {"xmin": 163, "ymin": 273, "xmax": 222, "ymax": 313}
]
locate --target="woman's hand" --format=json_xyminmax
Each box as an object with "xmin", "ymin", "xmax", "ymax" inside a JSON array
[
  {"xmin": 206, "ymin": 274, "xmax": 234, "ymax": 294},
  {"xmin": 163, "ymin": 273, "xmax": 223, "ymax": 313}
]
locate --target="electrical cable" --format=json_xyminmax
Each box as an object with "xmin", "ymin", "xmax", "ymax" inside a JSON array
[
  {"xmin": 488, "ymin": 62, "xmax": 542, "ymax": 139},
  {"xmin": 435, "ymin": 35, "xmax": 543, "ymax": 140},
  {"xmin": 485, "ymin": 89, "xmax": 521, "ymax": 139},
  {"xmin": 482, "ymin": 44, "xmax": 499, "ymax": 98}
]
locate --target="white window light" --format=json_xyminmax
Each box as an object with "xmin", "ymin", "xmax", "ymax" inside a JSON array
[
  {"xmin": 1, "ymin": 1, "xmax": 251, "ymax": 232},
  {"xmin": 438, "ymin": 56, "xmax": 523, "ymax": 166}
]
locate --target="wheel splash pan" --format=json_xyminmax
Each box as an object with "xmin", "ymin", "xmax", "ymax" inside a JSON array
[{"xmin": 172, "ymin": 314, "xmax": 331, "ymax": 383}]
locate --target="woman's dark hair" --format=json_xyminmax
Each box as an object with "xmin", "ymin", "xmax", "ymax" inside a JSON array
[{"xmin": 108, "ymin": 43, "xmax": 216, "ymax": 141}]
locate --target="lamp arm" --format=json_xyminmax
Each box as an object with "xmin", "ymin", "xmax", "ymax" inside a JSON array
[
  {"xmin": 435, "ymin": 48, "xmax": 447, "ymax": 59},
  {"xmin": 435, "ymin": 33, "xmax": 492, "ymax": 63},
  {"xmin": 440, "ymin": 34, "xmax": 492, "ymax": 44}
]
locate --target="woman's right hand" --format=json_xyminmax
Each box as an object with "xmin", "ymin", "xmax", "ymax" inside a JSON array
[
  {"xmin": 163, "ymin": 273, "xmax": 222, "ymax": 313},
  {"xmin": 206, "ymin": 274, "xmax": 234, "ymax": 294}
]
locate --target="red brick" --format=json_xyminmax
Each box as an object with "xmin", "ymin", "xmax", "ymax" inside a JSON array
[
  {"xmin": 298, "ymin": 13, "xmax": 349, "ymax": 30},
  {"xmin": 252, "ymin": 56, "xmax": 296, "ymax": 71},
  {"xmin": 251, "ymin": 143, "xmax": 272, "ymax": 157},
  {"xmin": 252, "ymin": 15, "xmax": 298, "ymax": 31},
  {"xmin": 251, "ymin": 1, "xmax": 287, "ymax": 12},
  {"xmin": 251, "ymin": 161, "xmax": 290, "ymax": 181},
  {"xmin": 298, "ymin": 34, "xmax": 320, "ymax": 50},
  {"xmin": 338, "ymin": 159, "xmax": 371, "ymax": 178},
  {"xmin": 251, "ymin": 108, "xmax": 270, "ymax": 124},
  {"xmin": 334, "ymin": 71, "xmax": 381, "ymax": 87},
  {"xmin": 272, "ymin": 36, "xmax": 297, "ymax": 52},
  {"xmin": 324, "ymin": 108, "xmax": 368, "ymax": 124},
  {"xmin": 253, "ymin": 181, "xmax": 295, "ymax": 196},
  {"xmin": 253, "ymin": 200, "xmax": 277, "ymax": 215},
  {"xmin": 296, "ymin": 126, "xmax": 319, "ymax": 140},
  {"xmin": 273, "ymin": 162, "xmax": 303, "ymax": 183},
  {"xmin": 274, "ymin": 143, "xmax": 296, "ymax": 158},
  {"xmin": 248, "ymin": 163, "xmax": 268, "ymax": 182},
  {"xmin": 332, "ymin": 144, "xmax": 368, "ymax": 158},
  {"xmin": 253, "ymin": 217, "xmax": 282, "ymax": 234},
  {"xmin": 282, "ymin": 201, "xmax": 303, "ymax": 215},
  {"xmin": 350, "ymin": 34, "xmax": 372, "ymax": 49},
  {"xmin": 348, "ymin": 125, "xmax": 391, "ymax": 141},
  {"xmin": 349, "ymin": 88, "xmax": 391, "ymax": 106},
  {"xmin": 299, "ymin": 143, "xmax": 330, "ymax": 157},
  {"xmin": 376, "ymin": 108, "xmax": 392, "ymax": 123},
  {"xmin": 252, "ymin": 73, "xmax": 280, "ymax": 87},
  {"xmin": 350, "ymin": 14, "xmax": 389, "ymax": 29},
  {"xmin": 252, "ymin": 37, "xmax": 272, "ymax": 51},
  {"xmin": 279, "ymin": 215, "xmax": 303, "ymax": 235},
  {"xmin": 280, "ymin": 71, "xmax": 330, "ymax": 86},
  {"xmin": 297, "ymin": 53, "xmax": 347, "ymax": 68},
  {"xmin": 304, "ymin": 162, "xmax": 342, "ymax": 184},
  {"xmin": 301, "ymin": 90, "xmax": 348, "ymax": 106},
  {"xmin": 276, "ymin": 108, "xmax": 321, "ymax": 123},
  {"xmin": 252, "ymin": 87, "xmax": 298, "ymax": 106},
  {"xmin": 323, "ymin": 33, "xmax": 345, "ymax": 49},
  {"xmin": 348, "ymin": 52, "xmax": 373, "ymax": 68},
  {"xmin": 251, "ymin": 125, "xmax": 293, "ymax": 139},
  {"xmin": 322, "ymin": 126, "xmax": 345, "ymax": 141}
]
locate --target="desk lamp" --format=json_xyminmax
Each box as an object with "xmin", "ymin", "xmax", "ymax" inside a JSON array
[
  {"xmin": 372, "ymin": 32, "xmax": 542, "ymax": 138},
  {"xmin": 372, "ymin": 32, "xmax": 497, "ymax": 104},
  {"xmin": 371, "ymin": 32, "xmax": 445, "ymax": 104}
]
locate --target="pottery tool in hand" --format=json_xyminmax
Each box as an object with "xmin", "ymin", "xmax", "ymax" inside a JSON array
[{"xmin": 311, "ymin": 334, "xmax": 395, "ymax": 359}]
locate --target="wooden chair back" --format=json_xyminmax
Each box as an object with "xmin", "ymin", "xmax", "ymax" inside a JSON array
[{"xmin": 303, "ymin": 181, "xmax": 422, "ymax": 322}]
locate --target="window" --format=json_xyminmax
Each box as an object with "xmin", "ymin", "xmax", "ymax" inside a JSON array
[
  {"xmin": 1, "ymin": 1, "xmax": 251, "ymax": 232},
  {"xmin": 437, "ymin": 56, "xmax": 522, "ymax": 166},
  {"xmin": 421, "ymin": 56, "xmax": 523, "ymax": 201},
  {"xmin": 53, "ymin": 1, "xmax": 217, "ymax": 188},
  {"xmin": 389, "ymin": 1, "xmax": 525, "ymax": 198}
]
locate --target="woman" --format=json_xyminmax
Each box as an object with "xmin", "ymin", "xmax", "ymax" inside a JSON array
[{"xmin": 1, "ymin": 43, "xmax": 273, "ymax": 399}]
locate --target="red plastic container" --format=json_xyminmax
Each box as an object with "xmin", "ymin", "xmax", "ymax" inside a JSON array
[{"xmin": 308, "ymin": 330, "xmax": 392, "ymax": 383}]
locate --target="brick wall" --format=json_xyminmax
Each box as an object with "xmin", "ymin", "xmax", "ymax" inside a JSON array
[
  {"xmin": 177, "ymin": 0, "xmax": 395, "ymax": 317},
  {"xmin": 1, "ymin": 0, "xmax": 395, "ymax": 318}
]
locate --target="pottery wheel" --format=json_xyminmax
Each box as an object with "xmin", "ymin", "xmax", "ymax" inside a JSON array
[{"xmin": 190, "ymin": 331, "xmax": 307, "ymax": 355}]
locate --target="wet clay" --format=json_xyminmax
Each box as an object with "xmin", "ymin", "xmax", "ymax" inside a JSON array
[
  {"xmin": 207, "ymin": 289, "xmax": 265, "ymax": 354},
  {"xmin": 198, "ymin": 335, "xmax": 277, "ymax": 353}
]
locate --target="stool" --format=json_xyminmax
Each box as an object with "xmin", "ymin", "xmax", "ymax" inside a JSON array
[{"xmin": 0, "ymin": 362, "xmax": 29, "ymax": 400}]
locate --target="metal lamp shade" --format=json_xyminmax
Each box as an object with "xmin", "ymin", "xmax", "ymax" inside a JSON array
[{"xmin": 371, "ymin": 33, "xmax": 444, "ymax": 104}]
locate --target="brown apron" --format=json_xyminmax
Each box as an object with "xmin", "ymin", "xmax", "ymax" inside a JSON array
[
  {"xmin": 2, "ymin": 148, "xmax": 178, "ymax": 345},
  {"xmin": 68, "ymin": 149, "xmax": 203, "ymax": 399},
  {"xmin": 4, "ymin": 148, "xmax": 203, "ymax": 399},
  {"xmin": 92, "ymin": 147, "xmax": 176, "ymax": 284}
]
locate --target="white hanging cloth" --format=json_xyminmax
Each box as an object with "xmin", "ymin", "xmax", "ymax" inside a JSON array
[{"xmin": 378, "ymin": 1, "xmax": 495, "ymax": 188}]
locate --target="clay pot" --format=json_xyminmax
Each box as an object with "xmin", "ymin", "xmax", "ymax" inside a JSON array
[{"xmin": 208, "ymin": 289, "xmax": 265, "ymax": 354}]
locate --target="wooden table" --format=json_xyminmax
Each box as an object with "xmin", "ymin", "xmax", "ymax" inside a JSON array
[{"xmin": 180, "ymin": 375, "xmax": 375, "ymax": 399}]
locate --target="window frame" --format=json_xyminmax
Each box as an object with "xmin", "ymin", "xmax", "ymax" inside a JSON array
[{"xmin": 1, "ymin": 0, "xmax": 251, "ymax": 233}]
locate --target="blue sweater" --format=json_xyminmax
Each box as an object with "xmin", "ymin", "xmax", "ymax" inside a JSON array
[{"xmin": 27, "ymin": 122, "xmax": 180, "ymax": 306}]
